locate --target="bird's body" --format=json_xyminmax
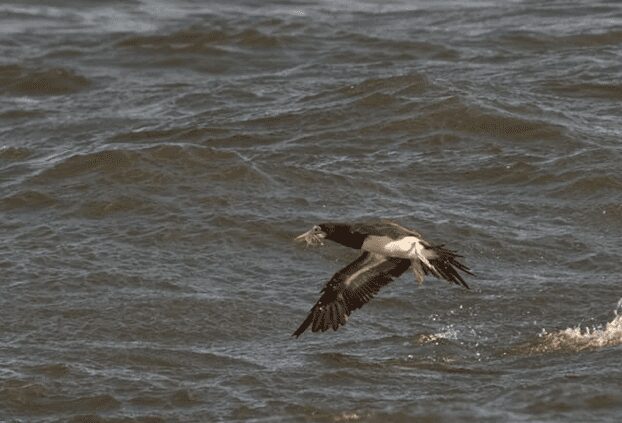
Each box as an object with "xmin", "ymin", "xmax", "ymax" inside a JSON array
[
  {"xmin": 293, "ymin": 220, "xmax": 473, "ymax": 337},
  {"xmin": 363, "ymin": 234, "xmax": 428, "ymax": 260}
]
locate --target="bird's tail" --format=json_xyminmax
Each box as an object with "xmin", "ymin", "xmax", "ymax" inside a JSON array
[{"xmin": 424, "ymin": 245, "xmax": 473, "ymax": 289}]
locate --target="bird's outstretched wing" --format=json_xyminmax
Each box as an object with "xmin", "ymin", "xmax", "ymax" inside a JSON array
[{"xmin": 292, "ymin": 252, "xmax": 411, "ymax": 337}]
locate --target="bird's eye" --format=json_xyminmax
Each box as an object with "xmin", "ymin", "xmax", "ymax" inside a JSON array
[{"xmin": 314, "ymin": 226, "xmax": 321, "ymax": 232}]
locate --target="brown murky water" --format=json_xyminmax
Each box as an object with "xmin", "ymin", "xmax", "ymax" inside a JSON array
[{"xmin": 1, "ymin": 1, "xmax": 622, "ymax": 421}]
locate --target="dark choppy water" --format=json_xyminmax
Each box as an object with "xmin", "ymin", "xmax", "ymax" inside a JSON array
[{"xmin": 2, "ymin": 0, "xmax": 622, "ymax": 421}]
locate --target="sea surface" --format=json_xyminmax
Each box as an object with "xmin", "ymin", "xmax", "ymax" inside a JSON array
[{"xmin": 1, "ymin": 0, "xmax": 622, "ymax": 421}]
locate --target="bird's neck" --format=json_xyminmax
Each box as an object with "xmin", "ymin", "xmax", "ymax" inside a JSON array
[{"xmin": 328, "ymin": 226, "xmax": 366, "ymax": 249}]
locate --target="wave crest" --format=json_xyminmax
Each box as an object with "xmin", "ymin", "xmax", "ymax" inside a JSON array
[
  {"xmin": 0, "ymin": 64, "xmax": 90, "ymax": 96},
  {"xmin": 532, "ymin": 299, "xmax": 622, "ymax": 353}
]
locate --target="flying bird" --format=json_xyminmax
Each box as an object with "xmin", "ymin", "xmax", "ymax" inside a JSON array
[{"xmin": 292, "ymin": 220, "xmax": 473, "ymax": 337}]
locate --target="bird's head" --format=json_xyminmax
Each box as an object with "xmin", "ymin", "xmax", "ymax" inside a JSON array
[
  {"xmin": 294, "ymin": 224, "xmax": 329, "ymax": 246},
  {"xmin": 294, "ymin": 223, "xmax": 363, "ymax": 249}
]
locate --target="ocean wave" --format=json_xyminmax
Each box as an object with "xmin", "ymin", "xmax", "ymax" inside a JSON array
[
  {"xmin": 1, "ymin": 377, "xmax": 120, "ymax": 414},
  {"xmin": 313, "ymin": 352, "xmax": 384, "ymax": 370},
  {"xmin": 0, "ymin": 190, "xmax": 57, "ymax": 210},
  {"xmin": 336, "ymin": 32, "xmax": 459, "ymax": 60},
  {"xmin": 0, "ymin": 109, "xmax": 46, "ymax": 119},
  {"xmin": 545, "ymin": 81, "xmax": 622, "ymax": 101},
  {"xmin": 0, "ymin": 64, "xmax": 90, "ymax": 96},
  {"xmin": 530, "ymin": 299, "xmax": 622, "ymax": 353},
  {"xmin": 67, "ymin": 414, "xmax": 164, "ymax": 423},
  {"xmin": 301, "ymin": 73, "xmax": 431, "ymax": 107},
  {"xmin": 551, "ymin": 174, "xmax": 622, "ymax": 198},
  {"xmin": 34, "ymin": 144, "xmax": 261, "ymax": 184},
  {"xmin": 419, "ymin": 97, "xmax": 567, "ymax": 141},
  {"xmin": 108, "ymin": 126, "xmax": 222, "ymax": 144},
  {"xmin": 117, "ymin": 26, "xmax": 285, "ymax": 54},
  {"xmin": 357, "ymin": 96, "xmax": 569, "ymax": 144},
  {"xmin": 499, "ymin": 29, "xmax": 622, "ymax": 50},
  {"xmin": 561, "ymin": 29, "xmax": 622, "ymax": 47},
  {"xmin": 339, "ymin": 73, "xmax": 432, "ymax": 97},
  {"xmin": 0, "ymin": 146, "xmax": 33, "ymax": 160},
  {"xmin": 76, "ymin": 196, "xmax": 158, "ymax": 219},
  {"xmin": 35, "ymin": 149, "xmax": 137, "ymax": 180},
  {"xmin": 21, "ymin": 144, "xmax": 274, "ymax": 221}
]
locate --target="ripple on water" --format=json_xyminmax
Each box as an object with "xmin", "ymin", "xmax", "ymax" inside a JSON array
[
  {"xmin": 67, "ymin": 415, "xmax": 165, "ymax": 423},
  {"xmin": 2, "ymin": 2, "xmax": 622, "ymax": 422},
  {"xmin": 34, "ymin": 144, "xmax": 265, "ymax": 185},
  {"xmin": 544, "ymin": 81, "xmax": 622, "ymax": 101},
  {"xmin": 418, "ymin": 97, "xmax": 568, "ymax": 141},
  {"xmin": 116, "ymin": 26, "xmax": 285, "ymax": 52},
  {"xmin": 26, "ymin": 363, "xmax": 71, "ymax": 378},
  {"xmin": 347, "ymin": 73, "xmax": 433, "ymax": 97},
  {"xmin": 498, "ymin": 29, "xmax": 622, "ymax": 50},
  {"xmin": 550, "ymin": 174, "xmax": 622, "ymax": 198},
  {"xmin": 0, "ymin": 146, "xmax": 33, "ymax": 160},
  {"xmin": 0, "ymin": 378, "xmax": 120, "ymax": 415},
  {"xmin": 0, "ymin": 190, "xmax": 57, "ymax": 211},
  {"xmin": 0, "ymin": 64, "xmax": 90, "ymax": 96}
]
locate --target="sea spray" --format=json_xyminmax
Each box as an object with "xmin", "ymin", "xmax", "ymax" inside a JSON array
[{"xmin": 534, "ymin": 298, "xmax": 622, "ymax": 353}]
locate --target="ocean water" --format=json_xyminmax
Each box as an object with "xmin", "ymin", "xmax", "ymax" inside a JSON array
[{"xmin": 1, "ymin": 0, "xmax": 622, "ymax": 421}]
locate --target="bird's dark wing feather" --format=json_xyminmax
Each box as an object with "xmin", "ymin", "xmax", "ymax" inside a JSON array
[{"xmin": 292, "ymin": 252, "xmax": 411, "ymax": 337}]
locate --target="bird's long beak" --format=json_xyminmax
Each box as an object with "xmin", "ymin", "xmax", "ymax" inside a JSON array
[
  {"xmin": 294, "ymin": 227, "xmax": 325, "ymax": 246},
  {"xmin": 294, "ymin": 228, "xmax": 314, "ymax": 243}
]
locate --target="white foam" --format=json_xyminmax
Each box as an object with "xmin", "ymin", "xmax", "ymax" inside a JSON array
[
  {"xmin": 534, "ymin": 298, "xmax": 622, "ymax": 353},
  {"xmin": 418, "ymin": 324, "xmax": 459, "ymax": 344}
]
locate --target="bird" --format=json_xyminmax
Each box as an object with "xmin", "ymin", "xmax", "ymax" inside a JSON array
[{"xmin": 292, "ymin": 220, "xmax": 473, "ymax": 337}]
